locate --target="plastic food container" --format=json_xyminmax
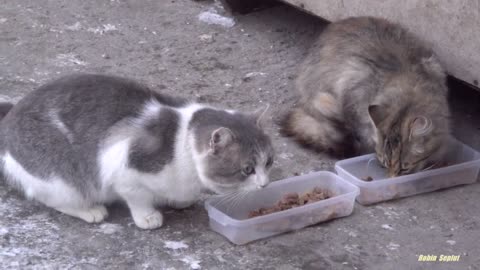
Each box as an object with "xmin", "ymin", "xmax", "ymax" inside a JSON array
[
  {"xmin": 204, "ymin": 171, "xmax": 360, "ymax": 245},
  {"xmin": 335, "ymin": 138, "xmax": 480, "ymax": 205}
]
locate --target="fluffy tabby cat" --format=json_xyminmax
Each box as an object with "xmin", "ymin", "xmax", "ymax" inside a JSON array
[
  {"xmin": 282, "ymin": 17, "xmax": 450, "ymax": 177},
  {"xmin": 0, "ymin": 74, "xmax": 274, "ymax": 229}
]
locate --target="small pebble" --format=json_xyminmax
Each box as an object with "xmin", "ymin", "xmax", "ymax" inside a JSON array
[{"xmin": 199, "ymin": 34, "xmax": 214, "ymax": 42}]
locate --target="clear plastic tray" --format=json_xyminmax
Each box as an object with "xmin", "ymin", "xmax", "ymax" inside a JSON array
[
  {"xmin": 204, "ymin": 171, "xmax": 360, "ymax": 245},
  {"xmin": 335, "ymin": 138, "xmax": 480, "ymax": 205}
]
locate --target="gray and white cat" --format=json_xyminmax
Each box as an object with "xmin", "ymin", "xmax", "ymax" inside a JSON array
[
  {"xmin": 282, "ymin": 17, "xmax": 451, "ymax": 177},
  {"xmin": 0, "ymin": 74, "xmax": 274, "ymax": 229}
]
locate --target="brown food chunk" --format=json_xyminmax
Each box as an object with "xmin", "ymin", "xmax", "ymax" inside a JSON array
[
  {"xmin": 248, "ymin": 187, "xmax": 332, "ymax": 218},
  {"xmin": 361, "ymin": 176, "xmax": 373, "ymax": 181}
]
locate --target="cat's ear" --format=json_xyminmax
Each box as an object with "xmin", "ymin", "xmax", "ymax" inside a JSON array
[
  {"xmin": 209, "ymin": 127, "xmax": 234, "ymax": 154},
  {"xmin": 368, "ymin": 105, "xmax": 388, "ymax": 128},
  {"xmin": 421, "ymin": 55, "xmax": 445, "ymax": 80},
  {"xmin": 410, "ymin": 116, "xmax": 432, "ymax": 154},
  {"xmin": 250, "ymin": 104, "xmax": 270, "ymax": 128},
  {"xmin": 410, "ymin": 116, "xmax": 433, "ymax": 138}
]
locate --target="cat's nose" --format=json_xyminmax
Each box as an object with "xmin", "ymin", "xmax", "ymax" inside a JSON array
[
  {"xmin": 255, "ymin": 172, "xmax": 270, "ymax": 188},
  {"xmin": 255, "ymin": 181, "xmax": 268, "ymax": 189},
  {"xmin": 258, "ymin": 183, "xmax": 268, "ymax": 188}
]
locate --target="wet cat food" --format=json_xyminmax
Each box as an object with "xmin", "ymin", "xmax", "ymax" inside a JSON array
[
  {"xmin": 248, "ymin": 187, "xmax": 332, "ymax": 218},
  {"xmin": 361, "ymin": 176, "xmax": 373, "ymax": 181}
]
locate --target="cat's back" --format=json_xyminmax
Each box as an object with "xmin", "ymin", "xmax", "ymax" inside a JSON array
[
  {"xmin": 312, "ymin": 16, "xmax": 432, "ymax": 68},
  {"xmin": 7, "ymin": 74, "xmax": 185, "ymax": 117},
  {"xmin": 295, "ymin": 16, "xmax": 439, "ymax": 102},
  {"xmin": 2, "ymin": 74, "xmax": 186, "ymax": 135}
]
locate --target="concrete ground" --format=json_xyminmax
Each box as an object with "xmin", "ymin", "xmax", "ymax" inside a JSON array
[{"xmin": 0, "ymin": 1, "xmax": 479, "ymax": 269}]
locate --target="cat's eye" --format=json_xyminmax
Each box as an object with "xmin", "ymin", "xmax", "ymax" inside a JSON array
[
  {"xmin": 266, "ymin": 157, "xmax": 273, "ymax": 168},
  {"xmin": 242, "ymin": 166, "xmax": 255, "ymax": 176}
]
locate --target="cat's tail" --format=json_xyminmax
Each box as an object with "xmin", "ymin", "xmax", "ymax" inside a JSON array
[
  {"xmin": 0, "ymin": 102, "xmax": 13, "ymax": 120},
  {"xmin": 280, "ymin": 106, "xmax": 355, "ymax": 158}
]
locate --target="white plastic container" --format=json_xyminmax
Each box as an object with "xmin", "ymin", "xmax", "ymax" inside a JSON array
[
  {"xmin": 335, "ymin": 138, "xmax": 480, "ymax": 205},
  {"xmin": 204, "ymin": 171, "xmax": 360, "ymax": 245}
]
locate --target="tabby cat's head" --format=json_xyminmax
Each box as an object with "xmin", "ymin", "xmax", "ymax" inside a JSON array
[{"xmin": 368, "ymin": 104, "xmax": 450, "ymax": 177}]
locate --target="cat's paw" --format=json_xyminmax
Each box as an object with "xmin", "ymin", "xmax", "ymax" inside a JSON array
[
  {"xmin": 56, "ymin": 205, "xmax": 108, "ymax": 223},
  {"xmin": 81, "ymin": 206, "xmax": 109, "ymax": 223},
  {"xmin": 133, "ymin": 210, "xmax": 163, "ymax": 229}
]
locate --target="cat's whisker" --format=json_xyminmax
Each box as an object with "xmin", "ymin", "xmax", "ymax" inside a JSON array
[
  {"xmin": 421, "ymin": 162, "xmax": 438, "ymax": 172},
  {"xmin": 366, "ymin": 157, "xmax": 378, "ymax": 176},
  {"xmin": 215, "ymin": 191, "xmax": 239, "ymax": 207},
  {"xmin": 222, "ymin": 191, "xmax": 243, "ymax": 213},
  {"xmin": 230, "ymin": 191, "xmax": 248, "ymax": 214},
  {"xmin": 224, "ymin": 189, "xmax": 251, "ymax": 214}
]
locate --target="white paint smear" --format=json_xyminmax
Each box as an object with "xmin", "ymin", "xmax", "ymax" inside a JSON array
[
  {"xmin": 181, "ymin": 256, "xmax": 201, "ymax": 269},
  {"xmin": 244, "ymin": 72, "xmax": 266, "ymax": 78},
  {"xmin": 87, "ymin": 24, "xmax": 118, "ymax": 34},
  {"xmin": 446, "ymin": 240, "xmax": 456, "ymax": 245},
  {"xmin": 387, "ymin": 242, "xmax": 400, "ymax": 250},
  {"xmin": 96, "ymin": 223, "xmax": 123, "ymax": 235},
  {"xmin": 0, "ymin": 228, "xmax": 9, "ymax": 235},
  {"xmin": 66, "ymin": 22, "xmax": 82, "ymax": 31},
  {"xmin": 198, "ymin": 10, "xmax": 235, "ymax": 28},
  {"xmin": 164, "ymin": 241, "xmax": 188, "ymax": 250},
  {"xmin": 54, "ymin": 53, "xmax": 87, "ymax": 67},
  {"xmin": 0, "ymin": 94, "xmax": 24, "ymax": 103}
]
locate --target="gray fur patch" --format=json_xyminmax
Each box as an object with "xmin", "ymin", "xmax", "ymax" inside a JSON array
[{"xmin": 128, "ymin": 107, "xmax": 179, "ymax": 173}]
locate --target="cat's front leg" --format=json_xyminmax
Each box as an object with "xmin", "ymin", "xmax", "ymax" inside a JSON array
[
  {"xmin": 55, "ymin": 205, "xmax": 109, "ymax": 223},
  {"xmin": 116, "ymin": 185, "xmax": 163, "ymax": 229}
]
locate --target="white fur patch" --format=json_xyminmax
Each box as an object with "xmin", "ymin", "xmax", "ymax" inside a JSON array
[
  {"xmin": 134, "ymin": 99, "xmax": 163, "ymax": 126},
  {"xmin": 252, "ymin": 150, "xmax": 270, "ymax": 189},
  {"xmin": 247, "ymin": 167, "xmax": 269, "ymax": 190},
  {"xmin": 2, "ymin": 152, "xmax": 85, "ymax": 208},
  {"xmin": 98, "ymin": 102, "xmax": 208, "ymax": 206},
  {"xmin": 98, "ymin": 138, "xmax": 131, "ymax": 184},
  {"xmin": 165, "ymin": 103, "xmax": 207, "ymax": 201}
]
